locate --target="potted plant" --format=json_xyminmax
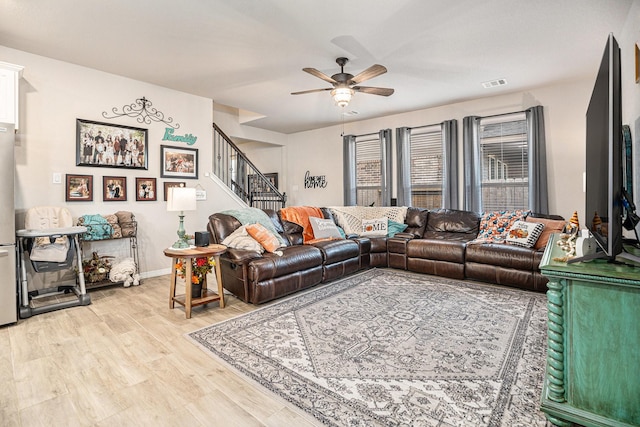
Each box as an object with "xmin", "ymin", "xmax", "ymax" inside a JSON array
[{"xmin": 175, "ymin": 257, "xmax": 215, "ymax": 298}]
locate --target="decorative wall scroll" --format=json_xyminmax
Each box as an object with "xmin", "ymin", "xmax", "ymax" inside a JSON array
[
  {"xmin": 102, "ymin": 96, "xmax": 180, "ymax": 129},
  {"xmin": 304, "ymin": 171, "xmax": 327, "ymax": 189}
]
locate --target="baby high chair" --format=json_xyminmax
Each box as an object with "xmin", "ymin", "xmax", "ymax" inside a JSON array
[{"xmin": 16, "ymin": 206, "xmax": 91, "ymax": 318}]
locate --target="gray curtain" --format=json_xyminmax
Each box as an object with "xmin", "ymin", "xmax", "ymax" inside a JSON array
[
  {"xmin": 380, "ymin": 129, "xmax": 393, "ymax": 206},
  {"xmin": 343, "ymin": 134, "xmax": 357, "ymax": 206},
  {"xmin": 442, "ymin": 119, "xmax": 458, "ymax": 209},
  {"xmin": 396, "ymin": 127, "xmax": 411, "ymax": 206},
  {"xmin": 463, "ymin": 116, "xmax": 481, "ymax": 212},
  {"xmin": 526, "ymin": 106, "xmax": 549, "ymax": 214}
]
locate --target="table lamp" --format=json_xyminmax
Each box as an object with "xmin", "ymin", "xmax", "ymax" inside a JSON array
[{"xmin": 167, "ymin": 187, "xmax": 197, "ymax": 249}]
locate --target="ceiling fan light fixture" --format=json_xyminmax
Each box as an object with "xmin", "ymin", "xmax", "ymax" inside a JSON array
[{"xmin": 331, "ymin": 87, "xmax": 354, "ymax": 107}]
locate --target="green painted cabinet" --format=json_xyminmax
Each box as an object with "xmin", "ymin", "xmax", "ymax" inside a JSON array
[{"xmin": 540, "ymin": 234, "xmax": 640, "ymax": 427}]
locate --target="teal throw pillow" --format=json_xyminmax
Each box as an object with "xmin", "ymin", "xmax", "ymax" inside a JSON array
[{"xmin": 387, "ymin": 220, "xmax": 408, "ymax": 237}]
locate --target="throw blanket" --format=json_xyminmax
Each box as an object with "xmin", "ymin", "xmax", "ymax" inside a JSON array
[
  {"xmin": 221, "ymin": 207, "xmax": 287, "ymax": 247},
  {"xmin": 280, "ymin": 206, "xmax": 324, "ymax": 243},
  {"xmin": 328, "ymin": 206, "xmax": 408, "ymax": 236}
]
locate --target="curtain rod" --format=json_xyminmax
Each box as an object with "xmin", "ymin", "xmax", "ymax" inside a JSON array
[
  {"xmin": 350, "ymin": 131, "xmax": 379, "ymax": 138},
  {"xmin": 475, "ymin": 108, "xmax": 533, "ymax": 121},
  {"xmin": 409, "ymin": 122, "xmax": 442, "ymax": 131}
]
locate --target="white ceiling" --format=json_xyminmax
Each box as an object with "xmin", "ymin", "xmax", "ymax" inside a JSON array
[{"xmin": 0, "ymin": 0, "xmax": 635, "ymax": 134}]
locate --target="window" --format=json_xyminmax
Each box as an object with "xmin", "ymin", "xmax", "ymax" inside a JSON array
[
  {"xmin": 396, "ymin": 120, "xmax": 458, "ymax": 209},
  {"xmin": 343, "ymin": 130, "xmax": 392, "ymax": 206},
  {"xmin": 479, "ymin": 113, "xmax": 528, "ymax": 211},
  {"xmin": 407, "ymin": 125, "xmax": 443, "ymax": 208}
]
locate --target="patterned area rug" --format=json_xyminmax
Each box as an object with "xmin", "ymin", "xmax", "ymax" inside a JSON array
[{"xmin": 188, "ymin": 269, "xmax": 551, "ymax": 426}]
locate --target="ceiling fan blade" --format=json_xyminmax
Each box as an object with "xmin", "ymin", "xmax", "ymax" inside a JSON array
[
  {"xmin": 291, "ymin": 88, "xmax": 333, "ymax": 95},
  {"xmin": 350, "ymin": 64, "xmax": 387, "ymax": 84},
  {"xmin": 303, "ymin": 68, "xmax": 337, "ymax": 84},
  {"xmin": 353, "ymin": 86, "xmax": 394, "ymax": 96}
]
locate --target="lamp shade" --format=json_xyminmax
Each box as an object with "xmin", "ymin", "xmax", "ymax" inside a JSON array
[{"xmin": 167, "ymin": 187, "xmax": 197, "ymax": 212}]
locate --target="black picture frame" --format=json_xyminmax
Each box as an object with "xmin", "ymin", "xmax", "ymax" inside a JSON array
[
  {"xmin": 65, "ymin": 174, "xmax": 93, "ymax": 202},
  {"xmin": 76, "ymin": 118, "xmax": 148, "ymax": 170},
  {"xmin": 160, "ymin": 145, "xmax": 198, "ymax": 179}
]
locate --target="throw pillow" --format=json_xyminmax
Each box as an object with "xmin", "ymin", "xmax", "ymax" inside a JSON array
[
  {"xmin": 526, "ymin": 216, "xmax": 567, "ymax": 250},
  {"xmin": 505, "ymin": 220, "xmax": 545, "ymax": 248},
  {"xmin": 361, "ymin": 217, "xmax": 388, "ymax": 237},
  {"xmin": 246, "ymin": 223, "xmax": 282, "ymax": 253},
  {"xmin": 476, "ymin": 210, "xmax": 530, "ymax": 243},
  {"xmin": 221, "ymin": 226, "xmax": 264, "ymax": 253},
  {"xmin": 387, "ymin": 220, "xmax": 408, "ymax": 237},
  {"xmin": 309, "ymin": 216, "xmax": 343, "ymax": 240}
]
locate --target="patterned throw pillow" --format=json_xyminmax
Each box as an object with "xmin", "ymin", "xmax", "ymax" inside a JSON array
[
  {"xmin": 475, "ymin": 210, "xmax": 530, "ymax": 243},
  {"xmin": 221, "ymin": 225, "xmax": 264, "ymax": 253},
  {"xmin": 505, "ymin": 220, "xmax": 545, "ymax": 248},
  {"xmin": 309, "ymin": 217, "xmax": 343, "ymax": 240},
  {"xmin": 361, "ymin": 217, "xmax": 388, "ymax": 237}
]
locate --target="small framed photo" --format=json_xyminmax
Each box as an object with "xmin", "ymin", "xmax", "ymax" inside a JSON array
[
  {"xmin": 65, "ymin": 174, "xmax": 93, "ymax": 202},
  {"xmin": 160, "ymin": 145, "xmax": 198, "ymax": 179},
  {"xmin": 136, "ymin": 177, "xmax": 157, "ymax": 201},
  {"xmin": 76, "ymin": 119, "xmax": 148, "ymax": 170},
  {"xmin": 163, "ymin": 181, "xmax": 186, "ymax": 201},
  {"xmin": 103, "ymin": 176, "xmax": 127, "ymax": 201}
]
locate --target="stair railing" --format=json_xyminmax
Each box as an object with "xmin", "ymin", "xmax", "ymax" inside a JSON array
[{"xmin": 212, "ymin": 123, "xmax": 287, "ymax": 210}]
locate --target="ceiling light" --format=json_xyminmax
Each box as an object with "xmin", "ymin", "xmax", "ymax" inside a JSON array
[{"xmin": 331, "ymin": 87, "xmax": 354, "ymax": 107}]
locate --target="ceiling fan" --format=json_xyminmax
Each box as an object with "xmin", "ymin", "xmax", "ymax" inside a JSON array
[{"xmin": 291, "ymin": 57, "xmax": 394, "ymax": 107}]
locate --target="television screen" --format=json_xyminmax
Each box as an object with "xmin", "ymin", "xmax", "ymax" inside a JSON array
[{"xmin": 584, "ymin": 33, "xmax": 622, "ymax": 261}]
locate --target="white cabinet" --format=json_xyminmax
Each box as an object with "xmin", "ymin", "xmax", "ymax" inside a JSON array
[{"xmin": 0, "ymin": 62, "xmax": 24, "ymax": 129}]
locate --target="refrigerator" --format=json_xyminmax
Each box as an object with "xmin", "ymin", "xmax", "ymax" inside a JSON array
[{"xmin": 0, "ymin": 123, "xmax": 17, "ymax": 326}]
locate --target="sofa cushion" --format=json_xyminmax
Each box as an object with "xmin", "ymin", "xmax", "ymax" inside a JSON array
[
  {"xmin": 222, "ymin": 225, "xmax": 264, "ymax": 253},
  {"xmin": 407, "ymin": 239, "xmax": 467, "ymax": 264},
  {"xmin": 361, "ymin": 217, "xmax": 388, "ymax": 237},
  {"xmin": 328, "ymin": 206, "xmax": 408, "ymax": 235},
  {"xmin": 309, "ymin": 239, "xmax": 360, "ymax": 264},
  {"xmin": 309, "ymin": 216, "xmax": 343, "ymax": 240},
  {"xmin": 422, "ymin": 230, "xmax": 477, "ymax": 243},
  {"xmin": 247, "ymin": 245, "xmax": 323, "ymax": 283},
  {"xmin": 246, "ymin": 223, "xmax": 282, "ymax": 253},
  {"xmin": 426, "ymin": 209, "xmax": 480, "ymax": 235},
  {"xmin": 526, "ymin": 216, "xmax": 566, "ymax": 250},
  {"xmin": 505, "ymin": 220, "xmax": 545, "ymax": 248},
  {"xmin": 387, "ymin": 220, "xmax": 409, "ymax": 237},
  {"xmin": 404, "ymin": 207, "xmax": 429, "ymax": 237},
  {"xmin": 465, "ymin": 243, "xmax": 537, "ymax": 270},
  {"xmin": 474, "ymin": 210, "xmax": 529, "ymax": 243}
]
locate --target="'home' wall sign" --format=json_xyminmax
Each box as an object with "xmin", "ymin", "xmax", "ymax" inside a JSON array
[{"xmin": 304, "ymin": 171, "xmax": 327, "ymax": 189}]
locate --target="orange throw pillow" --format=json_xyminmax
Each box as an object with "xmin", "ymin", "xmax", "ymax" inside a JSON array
[
  {"xmin": 526, "ymin": 216, "xmax": 567, "ymax": 250},
  {"xmin": 246, "ymin": 223, "xmax": 281, "ymax": 253}
]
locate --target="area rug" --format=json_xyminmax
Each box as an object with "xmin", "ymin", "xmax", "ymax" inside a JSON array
[{"xmin": 188, "ymin": 269, "xmax": 551, "ymax": 426}]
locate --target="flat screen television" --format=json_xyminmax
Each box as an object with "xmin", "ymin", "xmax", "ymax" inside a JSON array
[{"xmin": 573, "ymin": 33, "xmax": 640, "ymax": 264}]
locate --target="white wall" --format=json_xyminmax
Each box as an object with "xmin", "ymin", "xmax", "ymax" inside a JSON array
[
  {"xmin": 1, "ymin": 45, "xmax": 231, "ymax": 277},
  {"xmin": 621, "ymin": 1, "xmax": 640, "ymax": 216},
  {"xmin": 284, "ymin": 79, "xmax": 593, "ymax": 221}
]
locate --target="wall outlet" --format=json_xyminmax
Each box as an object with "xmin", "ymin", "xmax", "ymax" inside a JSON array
[{"xmin": 52, "ymin": 172, "xmax": 62, "ymax": 184}]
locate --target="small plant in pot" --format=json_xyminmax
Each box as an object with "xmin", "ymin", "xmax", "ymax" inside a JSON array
[{"xmin": 175, "ymin": 257, "xmax": 215, "ymax": 298}]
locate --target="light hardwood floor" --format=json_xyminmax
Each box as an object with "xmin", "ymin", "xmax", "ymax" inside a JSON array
[{"xmin": 0, "ymin": 276, "xmax": 322, "ymax": 427}]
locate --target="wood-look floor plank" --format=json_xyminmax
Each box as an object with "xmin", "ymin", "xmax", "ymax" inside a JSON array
[{"xmin": 1, "ymin": 275, "xmax": 322, "ymax": 426}]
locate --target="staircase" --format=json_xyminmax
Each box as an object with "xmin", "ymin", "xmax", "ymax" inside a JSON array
[{"xmin": 212, "ymin": 123, "xmax": 286, "ymax": 210}]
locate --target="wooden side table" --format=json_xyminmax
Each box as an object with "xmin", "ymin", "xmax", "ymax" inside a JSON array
[{"xmin": 163, "ymin": 244, "xmax": 227, "ymax": 319}]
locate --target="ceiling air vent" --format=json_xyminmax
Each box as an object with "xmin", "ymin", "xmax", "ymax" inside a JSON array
[{"xmin": 482, "ymin": 78, "xmax": 508, "ymax": 89}]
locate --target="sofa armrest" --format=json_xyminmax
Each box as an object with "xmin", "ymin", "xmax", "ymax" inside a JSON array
[
  {"xmin": 393, "ymin": 232, "xmax": 416, "ymax": 240},
  {"xmin": 225, "ymin": 248, "xmax": 263, "ymax": 264}
]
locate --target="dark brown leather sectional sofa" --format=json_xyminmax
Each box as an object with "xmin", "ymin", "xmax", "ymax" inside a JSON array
[{"xmin": 207, "ymin": 207, "xmax": 560, "ymax": 304}]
